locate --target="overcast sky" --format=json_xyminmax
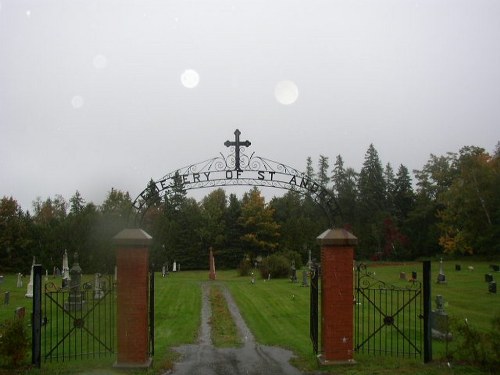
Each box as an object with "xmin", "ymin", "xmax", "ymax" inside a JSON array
[{"xmin": 1, "ymin": 0, "xmax": 499, "ymax": 212}]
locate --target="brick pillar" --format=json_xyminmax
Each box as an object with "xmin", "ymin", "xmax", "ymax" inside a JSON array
[
  {"xmin": 317, "ymin": 228, "xmax": 357, "ymax": 365},
  {"xmin": 113, "ymin": 228, "xmax": 152, "ymax": 368}
]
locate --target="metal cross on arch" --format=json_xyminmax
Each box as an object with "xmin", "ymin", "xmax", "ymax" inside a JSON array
[{"xmin": 224, "ymin": 129, "xmax": 251, "ymax": 171}]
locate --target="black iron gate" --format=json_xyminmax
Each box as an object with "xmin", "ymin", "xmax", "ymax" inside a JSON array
[
  {"xmin": 309, "ymin": 263, "xmax": 319, "ymax": 354},
  {"xmin": 42, "ymin": 274, "xmax": 115, "ymax": 362},
  {"xmin": 354, "ymin": 262, "xmax": 431, "ymax": 359}
]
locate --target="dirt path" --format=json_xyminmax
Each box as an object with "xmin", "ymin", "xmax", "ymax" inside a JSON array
[{"xmin": 167, "ymin": 282, "xmax": 305, "ymax": 375}]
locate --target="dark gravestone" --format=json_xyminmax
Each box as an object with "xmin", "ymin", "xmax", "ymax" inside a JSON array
[
  {"xmin": 4, "ymin": 291, "xmax": 10, "ymax": 305},
  {"xmin": 489, "ymin": 281, "xmax": 497, "ymax": 294},
  {"xmin": 490, "ymin": 264, "xmax": 499, "ymax": 272},
  {"xmin": 455, "ymin": 264, "xmax": 461, "ymax": 271},
  {"xmin": 64, "ymin": 252, "xmax": 85, "ymax": 311},
  {"xmin": 485, "ymin": 274, "xmax": 494, "ymax": 283},
  {"xmin": 431, "ymin": 295, "xmax": 452, "ymax": 341},
  {"xmin": 15, "ymin": 306, "xmax": 26, "ymax": 320}
]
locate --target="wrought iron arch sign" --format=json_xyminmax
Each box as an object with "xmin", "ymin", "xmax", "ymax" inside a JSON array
[{"xmin": 131, "ymin": 129, "xmax": 340, "ymax": 225}]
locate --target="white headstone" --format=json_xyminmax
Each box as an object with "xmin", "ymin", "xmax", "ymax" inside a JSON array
[
  {"xmin": 25, "ymin": 256, "xmax": 35, "ymax": 298},
  {"xmin": 62, "ymin": 250, "xmax": 70, "ymax": 282},
  {"xmin": 94, "ymin": 273, "xmax": 104, "ymax": 299},
  {"xmin": 173, "ymin": 261, "xmax": 177, "ymax": 272},
  {"xmin": 17, "ymin": 273, "xmax": 23, "ymax": 288}
]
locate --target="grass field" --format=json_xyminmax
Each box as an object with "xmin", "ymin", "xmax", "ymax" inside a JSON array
[{"xmin": 0, "ymin": 260, "xmax": 498, "ymax": 374}]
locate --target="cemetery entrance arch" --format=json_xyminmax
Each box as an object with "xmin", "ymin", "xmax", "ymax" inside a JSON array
[{"xmin": 131, "ymin": 129, "xmax": 340, "ymax": 225}]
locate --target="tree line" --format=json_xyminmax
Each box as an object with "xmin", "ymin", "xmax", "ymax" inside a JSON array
[{"xmin": 1, "ymin": 143, "xmax": 498, "ymax": 274}]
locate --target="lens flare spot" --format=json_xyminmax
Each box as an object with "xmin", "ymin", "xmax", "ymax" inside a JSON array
[
  {"xmin": 92, "ymin": 55, "xmax": 108, "ymax": 69},
  {"xmin": 71, "ymin": 95, "xmax": 84, "ymax": 109},
  {"xmin": 274, "ymin": 80, "xmax": 299, "ymax": 105},
  {"xmin": 181, "ymin": 69, "xmax": 200, "ymax": 89}
]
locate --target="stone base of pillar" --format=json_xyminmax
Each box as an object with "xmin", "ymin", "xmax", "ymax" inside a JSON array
[
  {"xmin": 113, "ymin": 358, "xmax": 153, "ymax": 369},
  {"xmin": 318, "ymin": 355, "xmax": 356, "ymax": 366}
]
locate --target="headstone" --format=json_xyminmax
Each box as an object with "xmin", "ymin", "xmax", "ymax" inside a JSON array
[
  {"xmin": 17, "ymin": 273, "xmax": 23, "ymax": 288},
  {"xmin": 485, "ymin": 274, "xmax": 494, "ymax": 283},
  {"xmin": 431, "ymin": 295, "xmax": 452, "ymax": 341},
  {"xmin": 62, "ymin": 250, "xmax": 70, "ymax": 288},
  {"xmin": 301, "ymin": 269, "xmax": 309, "ymax": 287},
  {"xmin": 208, "ymin": 247, "xmax": 216, "ymax": 280},
  {"xmin": 25, "ymin": 256, "xmax": 35, "ymax": 298},
  {"xmin": 437, "ymin": 258, "xmax": 447, "ymax": 284},
  {"xmin": 455, "ymin": 264, "xmax": 461, "ymax": 271},
  {"xmin": 162, "ymin": 265, "xmax": 166, "ymax": 278},
  {"xmin": 64, "ymin": 252, "xmax": 85, "ymax": 311},
  {"xmin": 400, "ymin": 272, "xmax": 407, "ymax": 280},
  {"xmin": 489, "ymin": 281, "xmax": 497, "ymax": 294},
  {"xmin": 15, "ymin": 306, "xmax": 26, "ymax": 320},
  {"xmin": 4, "ymin": 291, "xmax": 10, "ymax": 305},
  {"xmin": 290, "ymin": 261, "xmax": 297, "ymax": 283},
  {"xmin": 251, "ymin": 272, "xmax": 255, "ymax": 284},
  {"xmin": 94, "ymin": 273, "xmax": 104, "ymax": 300},
  {"xmin": 178, "ymin": 263, "xmax": 181, "ymax": 271},
  {"xmin": 490, "ymin": 264, "xmax": 499, "ymax": 272},
  {"xmin": 173, "ymin": 261, "xmax": 177, "ymax": 272},
  {"xmin": 268, "ymin": 273, "xmax": 271, "ymax": 281},
  {"xmin": 45, "ymin": 269, "xmax": 49, "ymax": 282}
]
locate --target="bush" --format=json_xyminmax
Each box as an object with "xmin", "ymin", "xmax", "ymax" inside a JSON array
[
  {"xmin": 0, "ymin": 318, "xmax": 30, "ymax": 367},
  {"xmin": 259, "ymin": 254, "xmax": 290, "ymax": 279},
  {"xmin": 448, "ymin": 314, "xmax": 500, "ymax": 372}
]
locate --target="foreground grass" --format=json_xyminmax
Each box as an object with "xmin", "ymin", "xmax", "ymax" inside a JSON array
[{"xmin": 1, "ymin": 260, "xmax": 498, "ymax": 374}]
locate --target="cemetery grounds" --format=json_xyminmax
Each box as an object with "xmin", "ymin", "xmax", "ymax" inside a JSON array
[{"xmin": 0, "ymin": 261, "xmax": 498, "ymax": 375}]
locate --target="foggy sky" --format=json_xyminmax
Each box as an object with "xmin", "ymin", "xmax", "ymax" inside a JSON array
[{"xmin": 1, "ymin": 0, "xmax": 499, "ymax": 212}]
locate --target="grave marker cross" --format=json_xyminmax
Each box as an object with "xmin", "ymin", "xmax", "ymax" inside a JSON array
[{"xmin": 224, "ymin": 129, "xmax": 251, "ymax": 171}]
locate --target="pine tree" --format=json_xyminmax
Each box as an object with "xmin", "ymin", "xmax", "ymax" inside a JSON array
[{"xmin": 317, "ymin": 155, "xmax": 330, "ymax": 187}]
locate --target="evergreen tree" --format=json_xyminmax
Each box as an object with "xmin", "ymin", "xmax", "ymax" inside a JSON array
[
  {"xmin": 393, "ymin": 164, "xmax": 415, "ymax": 223},
  {"xmin": 384, "ymin": 163, "xmax": 396, "ymax": 215},
  {"xmin": 317, "ymin": 155, "xmax": 330, "ymax": 187},
  {"xmin": 357, "ymin": 144, "xmax": 386, "ymax": 257},
  {"xmin": 305, "ymin": 156, "xmax": 315, "ymax": 181}
]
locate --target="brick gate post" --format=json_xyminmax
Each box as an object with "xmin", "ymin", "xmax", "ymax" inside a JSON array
[
  {"xmin": 317, "ymin": 228, "xmax": 357, "ymax": 365},
  {"xmin": 113, "ymin": 228, "xmax": 152, "ymax": 368}
]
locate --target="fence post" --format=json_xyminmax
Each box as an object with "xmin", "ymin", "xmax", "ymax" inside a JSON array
[
  {"xmin": 32, "ymin": 264, "xmax": 42, "ymax": 368},
  {"xmin": 423, "ymin": 260, "xmax": 432, "ymax": 363}
]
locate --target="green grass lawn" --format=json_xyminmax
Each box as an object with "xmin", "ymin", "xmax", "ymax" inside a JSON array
[{"xmin": 0, "ymin": 260, "xmax": 498, "ymax": 374}]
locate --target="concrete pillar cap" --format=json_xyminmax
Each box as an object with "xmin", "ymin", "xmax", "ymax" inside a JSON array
[
  {"xmin": 113, "ymin": 228, "xmax": 153, "ymax": 246},
  {"xmin": 317, "ymin": 228, "xmax": 358, "ymax": 246}
]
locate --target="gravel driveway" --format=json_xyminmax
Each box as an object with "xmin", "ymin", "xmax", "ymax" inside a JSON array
[{"xmin": 167, "ymin": 282, "xmax": 305, "ymax": 375}]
